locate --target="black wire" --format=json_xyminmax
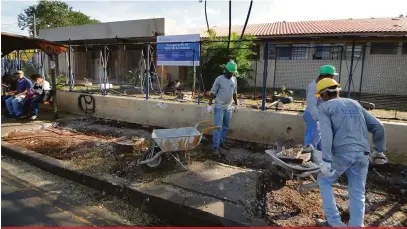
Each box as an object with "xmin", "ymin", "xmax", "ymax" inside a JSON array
[
  {"xmin": 240, "ymin": 0, "xmax": 253, "ymax": 40},
  {"xmin": 205, "ymin": 0, "xmax": 210, "ymax": 33},
  {"xmin": 227, "ymin": 0, "xmax": 232, "ymax": 49}
]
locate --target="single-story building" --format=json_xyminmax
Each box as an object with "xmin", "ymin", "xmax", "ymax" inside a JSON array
[{"xmin": 190, "ymin": 16, "xmax": 407, "ymax": 99}]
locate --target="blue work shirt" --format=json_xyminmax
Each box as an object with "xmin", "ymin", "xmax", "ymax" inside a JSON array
[
  {"xmin": 319, "ymin": 98, "xmax": 386, "ymax": 163},
  {"xmin": 16, "ymin": 77, "xmax": 33, "ymax": 94},
  {"xmin": 305, "ymin": 80, "xmax": 322, "ymax": 121}
]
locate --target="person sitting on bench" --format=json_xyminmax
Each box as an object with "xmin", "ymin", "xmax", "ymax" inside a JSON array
[{"xmin": 22, "ymin": 74, "xmax": 51, "ymax": 120}]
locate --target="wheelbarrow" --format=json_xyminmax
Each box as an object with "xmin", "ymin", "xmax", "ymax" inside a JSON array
[
  {"xmin": 265, "ymin": 149, "xmax": 322, "ymax": 193},
  {"xmin": 137, "ymin": 120, "xmax": 220, "ymax": 170}
]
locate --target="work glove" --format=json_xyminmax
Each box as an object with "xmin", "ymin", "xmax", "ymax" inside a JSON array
[
  {"xmin": 207, "ymin": 105, "xmax": 213, "ymax": 113},
  {"xmin": 370, "ymin": 150, "xmax": 388, "ymax": 165},
  {"xmin": 320, "ymin": 161, "xmax": 336, "ymax": 177},
  {"xmin": 231, "ymin": 105, "xmax": 238, "ymax": 112},
  {"xmin": 311, "ymin": 149, "xmax": 323, "ymax": 165}
]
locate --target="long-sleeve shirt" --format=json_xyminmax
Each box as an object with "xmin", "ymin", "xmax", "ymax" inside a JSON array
[
  {"xmin": 210, "ymin": 75, "xmax": 237, "ymax": 110},
  {"xmin": 319, "ymin": 98, "xmax": 386, "ymax": 163},
  {"xmin": 305, "ymin": 80, "xmax": 322, "ymax": 121}
]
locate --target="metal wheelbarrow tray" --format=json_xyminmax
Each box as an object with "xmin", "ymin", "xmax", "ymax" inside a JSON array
[
  {"xmin": 265, "ymin": 149, "xmax": 322, "ymax": 193},
  {"xmin": 137, "ymin": 121, "xmax": 220, "ymax": 170}
]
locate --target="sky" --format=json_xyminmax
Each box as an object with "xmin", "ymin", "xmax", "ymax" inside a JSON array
[{"xmin": 1, "ymin": 0, "xmax": 407, "ymax": 36}]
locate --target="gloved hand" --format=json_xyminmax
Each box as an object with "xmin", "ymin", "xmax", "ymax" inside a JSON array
[
  {"xmin": 320, "ymin": 161, "xmax": 336, "ymax": 177},
  {"xmin": 231, "ymin": 105, "xmax": 238, "ymax": 112},
  {"xmin": 370, "ymin": 150, "xmax": 388, "ymax": 165},
  {"xmin": 207, "ymin": 105, "xmax": 213, "ymax": 113}
]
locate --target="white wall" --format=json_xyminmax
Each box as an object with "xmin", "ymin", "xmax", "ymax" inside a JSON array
[
  {"xmin": 39, "ymin": 18, "xmax": 165, "ymax": 41},
  {"xmin": 56, "ymin": 91, "xmax": 407, "ymax": 165}
]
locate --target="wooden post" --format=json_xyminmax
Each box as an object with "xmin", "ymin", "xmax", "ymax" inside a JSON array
[{"xmin": 50, "ymin": 54, "xmax": 58, "ymax": 119}]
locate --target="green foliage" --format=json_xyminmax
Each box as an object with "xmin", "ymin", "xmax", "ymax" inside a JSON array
[
  {"xmin": 200, "ymin": 29, "xmax": 256, "ymax": 90},
  {"xmin": 18, "ymin": 0, "xmax": 100, "ymax": 37}
]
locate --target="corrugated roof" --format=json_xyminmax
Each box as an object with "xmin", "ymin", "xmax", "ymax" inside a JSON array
[{"xmin": 188, "ymin": 17, "xmax": 407, "ymax": 37}]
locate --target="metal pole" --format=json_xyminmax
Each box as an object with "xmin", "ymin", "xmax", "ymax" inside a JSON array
[
  {"xmin": 33, "ymin": 13, "xmax": 37, "ymax": 38},
  {"xmin": 261, "ymin": 42, "xmax": 269, "ymax": 111},
  {"xmin": 338, "ymin": 46, "xmax": 343, "ymax": 84},
  {"xmin": 193, "ymin": 49, "xmax": 196, "ymax": 96},
  {"xmin": 272, "ymin": 46, "xmax": 277, "ymax": 89},
  {"xmin": 253, "ymin": 59, "xmax": 258, "ymax": 98},
  {"xmin": 347, "ymin": 40, "xmax": 355, "ymax": 98},
  {"xmin": 103, "ymin": 45, "xmax": 107, "ymax": 95},
  {"xmin": 145, "ymin": 44, "xmax": 150, "ymax": 99},
  {"xmin": 50, "ymin": 54, "xmax": 58, "ymax": 120},
  {"xmin": 68, "ymin": 39, "xmax": 72, "ymax": 92},
  {"xmin": 197, "ymin": 67, "xmax": 201, "ymax": 104},
  {"xmin": 358, "ymin": 44, "xmax": 367, "ymax": 101}
]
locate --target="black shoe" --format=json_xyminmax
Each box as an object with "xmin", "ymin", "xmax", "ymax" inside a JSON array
[
  {"xmin": 220, "ymin": 143, "xmax": 231, "ymax": 150},
  {"xmin": 17, "ymin": 115, "xmax": 28, "ymax": 120}
]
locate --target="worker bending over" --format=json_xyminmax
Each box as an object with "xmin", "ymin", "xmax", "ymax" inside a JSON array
[
  {"xmin": 315, "ymin": 78, "xmax": 388, "ymax": 227},
  {"xmin": 208, "ymin": 60, "xmax": 238, "ymax": 156},
  {"xmin": 303, "ymin": 65, "xmax": 337, "ymax": 154}
]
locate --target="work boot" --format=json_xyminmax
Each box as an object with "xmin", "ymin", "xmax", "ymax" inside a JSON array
[
  {"xmin": 220, "ymin": 143, "xmax": 231, "ymax": 150},
  {"xmin": 212, "ymin": 148, "xmax": 221, "ymax": 156},
  {"xmin": 303, "ymin": 145, "xmax": 314, "ymax": 153},
  {"xmin": 315, "ymin": 218, "xmax": 347, "ymax": 227}
]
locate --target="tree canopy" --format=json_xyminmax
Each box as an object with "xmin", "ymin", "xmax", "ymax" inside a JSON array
[
  {"xmin": 200, "ymin": 29, "xmax": 257, "ymax": 89},
  {"xmin": 18, "ymin": 0, "xmax": 100, "ymax": 37}
]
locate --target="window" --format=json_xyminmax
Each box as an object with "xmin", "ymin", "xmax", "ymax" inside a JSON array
[
  {"xmin": 267, "ymin": 44, "xmax": 277, "ymax": 59},
  {"xmin": 370, "ymin": 43, "xmax": 398, "ymax": 54},
  {"xmin": 345, "ymin": 44, "xmax": 362, "ymax": 59},
  {"xmin": 276, "ymin": 45, "xmax": 292, "ymax": 60},
  {"xmin": 291, "ymin": 44, "xmax": 309, "ymax": 60},
  {"xmin": 312, "ymin": 44, "xmax": 330, "ymax": 59},
  {"xmin": 402, "ymin": 42, "xmax": 407, "ymax": 55}
]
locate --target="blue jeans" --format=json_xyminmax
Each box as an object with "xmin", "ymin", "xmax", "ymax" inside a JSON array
[
  {"xmin": 5, "ymin": 96, "xmax": 24, "ymax": 116},
  {"xmin": 303, "ymin": 110, "xmax": 321, "ymax": 151},
  {"xmin": 2, "ymin": 95, "xmax": 13, "ymax": 110},
  {"xmin": 318, "ymin": 151, "xmax": 370, "ymax": 227},
  {"xmin": 23, "ymin": 95, "xmax": 43, "ymax": 116},
  {"xmin": 212, "ymin": 107, "xmax": 232, "ymax": 149}
]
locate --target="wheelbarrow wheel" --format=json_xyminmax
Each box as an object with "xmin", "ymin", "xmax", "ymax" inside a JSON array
[{"xmin": 141, "ymin": 146, "xmax": 162, "ymax": 170}]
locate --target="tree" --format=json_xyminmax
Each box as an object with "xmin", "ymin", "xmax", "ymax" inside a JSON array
[
  {"xmin": 17, "ymin": 0, "xmax": 100, "ymax": 37},
  {"xmin": 200, "ymin": 29, "xmax": 256, "ymax": 89}
]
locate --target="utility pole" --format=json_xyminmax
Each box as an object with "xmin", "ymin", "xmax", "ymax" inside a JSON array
[{"xmin": 33, "ymin": 13, "xmax": 37, "ymax": 38}]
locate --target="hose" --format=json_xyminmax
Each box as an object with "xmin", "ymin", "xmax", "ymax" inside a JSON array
[{"xmin": 240, "ymin": 0, "xmax": 253, "ymax": 40}]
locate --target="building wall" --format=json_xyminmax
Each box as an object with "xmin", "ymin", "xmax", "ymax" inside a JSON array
[
  {"xmin": 248, "ymin": 41, "xmax": 407, "ymax": 97},
  {"xmin": 39, "ymin": 18, "xmax": 165, "ymax": 41}
]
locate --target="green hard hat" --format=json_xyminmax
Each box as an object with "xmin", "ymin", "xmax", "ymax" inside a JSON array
[
  {"xmin": 319, "ymin": 65, "xmax": 338, "ymax": 76},
  {"xmin": 225, "ymin": 60, "xmax": 238, "ymax": 74}
]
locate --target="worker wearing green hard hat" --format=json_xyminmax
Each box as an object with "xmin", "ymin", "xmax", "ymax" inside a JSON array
[
  {"xmin": 303, "ymin": 64, "xmax": 338, "ymax": 158},
  {"xmin": 207, "ymin": 60, "xmax": 238, "ymax": 156}
]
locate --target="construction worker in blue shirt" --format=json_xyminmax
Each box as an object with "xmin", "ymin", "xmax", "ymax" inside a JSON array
[
  {"xmin": 303, "ymin": 65, "xmax": 338, "ymax": 155},
  {"xmin": 315, "ymin": 78, "xmax": 388, "ymax": 227}
]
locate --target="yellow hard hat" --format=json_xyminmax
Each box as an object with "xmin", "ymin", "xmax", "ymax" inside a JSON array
[{"xmin": 315, "ymin": 78, "xmax": 340, "ymax": 96}]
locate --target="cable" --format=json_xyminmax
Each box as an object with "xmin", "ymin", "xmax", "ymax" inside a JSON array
[
  {"xmin": 240, "ymin": 0, "xmax": 253, "ymax": 40},
  {"xmin": 204, "ymin": 0, "xmax": 210, "ymax": 32},
  {"xmin": 227, "ymin": 0, "xmax": 232, "ymax": 49}
]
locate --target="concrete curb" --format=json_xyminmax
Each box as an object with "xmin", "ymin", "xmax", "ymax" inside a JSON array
[{"xmin": 1, "ymin": 142, "xmax": 268, "ymax": 226}]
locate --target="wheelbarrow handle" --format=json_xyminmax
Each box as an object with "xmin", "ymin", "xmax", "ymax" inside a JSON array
[
  {"xmin": 195, "ymin": 120, "xmax": 212, "ymax": 129},
  {"xmin": 201, "ymin": 126, "xmax": 221, "ymax": 135}
]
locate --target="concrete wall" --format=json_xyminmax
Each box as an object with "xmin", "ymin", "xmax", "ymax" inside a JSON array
[
  {"xmin": 248, "ymin": 41, "xmax": 407, "ymax": 96},
  {"xmin": 39, "ymin": 18, "xmax": 165, "ymax": 41},
  {"xmin": 56, "ymin": 91, "xmax": 407, "ymax": 165}
]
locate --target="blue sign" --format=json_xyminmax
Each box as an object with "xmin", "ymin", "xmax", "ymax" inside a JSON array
[{"xmin": 157, "ymin": 34, "xmax": 200, "ymax": 66}]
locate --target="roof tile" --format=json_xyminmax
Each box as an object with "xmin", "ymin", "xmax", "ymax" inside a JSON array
[{"xmin": 188, "ymin": 17, "xmax": 407, "ymax": 37}]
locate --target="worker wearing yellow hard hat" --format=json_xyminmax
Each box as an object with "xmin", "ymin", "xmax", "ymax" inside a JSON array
[
  {"xmin": 314, "ymin": 77, "xmax": 388, "ymax": 227},
  {"xmin": 303, "ymin": 65, "xmax": 338, "ymax": 159}
]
